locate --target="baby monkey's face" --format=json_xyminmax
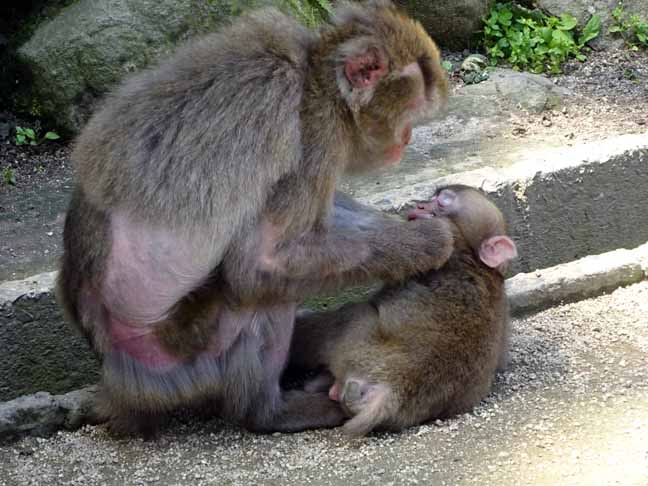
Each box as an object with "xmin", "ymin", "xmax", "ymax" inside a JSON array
[
  {"xmin": 407, "ymin": 185, "xmax": 517, "ymax": 271},
  {"xmin": 407, "ymin": 188, "xmax": 457, "ymax": 220}
]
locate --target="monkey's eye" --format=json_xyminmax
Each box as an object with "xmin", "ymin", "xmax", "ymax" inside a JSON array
[{"xmin": 436, "ymin": 190, "xmax": 456, "ymax": 209}]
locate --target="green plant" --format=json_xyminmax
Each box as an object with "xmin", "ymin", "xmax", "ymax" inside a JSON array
[
  {"xmin": 14, "ymin": 126, "xmax": 60, "ymax": 146},
  {"xmin": 280, "ymin": 0, "xmax": 332, "ymax": 27},
  {"xmin": 610, "ymin": 3, "xmax": 648, "ymax": 48},
  {"xmin": 482, "ymin": 3, "xmax": 601, "ymax": 74},
  {"xmin": 2, "ymin": 167, "xmax": 16, "ymax": 186}
]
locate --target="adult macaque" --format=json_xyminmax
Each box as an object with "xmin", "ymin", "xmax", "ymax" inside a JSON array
[
  {"xmin": 290, "ymin": 185, "xmax": 517, "ymax": 436},
  {"xmin": 57, "ymin": 0, "xmax": 451, "ymax": 436}
]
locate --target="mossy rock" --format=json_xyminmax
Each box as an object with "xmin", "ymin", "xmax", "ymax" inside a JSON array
[
  {"xmin": 16, "ymin": 0, "xmax": 275, "ymax": 134},
  {"xmin": 394, "ymin": 0, "xmax": 495, "ymax": 50}
]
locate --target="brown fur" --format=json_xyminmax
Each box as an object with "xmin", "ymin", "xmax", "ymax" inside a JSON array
[
  {"xmin": 290, "ymin": 185, "xmax": 514, "ymax": 436},
  {"xmin": 57, "ymin": 1, "xmax": 451, "ymax": 436}
]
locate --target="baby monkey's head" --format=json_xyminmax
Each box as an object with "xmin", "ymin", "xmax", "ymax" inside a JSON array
[{"xmin": 408, "ymin": 185, "xmax": 517, "ymax": 272}]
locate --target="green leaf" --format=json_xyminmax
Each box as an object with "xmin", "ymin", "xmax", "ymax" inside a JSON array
[
  {"xmin": 499, "ymin": 10, "xmax": 513, "ymax": 26},
  {"xmin": 612, "ymin": 6, "xmax": 624, "ymax": 21},
  {"xmin": 551, "ymin": 29, "xmax": 575, "ymax": 48},
  {"xmin": 579, "ymin": 14, "xmax": 601, "ymax": 45},
  {"xmin": 558, "ymin": 13, "xmax": 578, "ymax": 30},
  {"xmin": 44, "ymin": 131, "xmax": 60, "ymax": 140},
  {"xmin": 608, "ymin": 25, "xmax": 624, "ymax": 33},
  {"xmin": 24, "ymin": 128, "xmax": 36, "ymax": 140},
  {"xmin": 16, "ymin": 134, "xmax": 26, "ymax": 145},
  {"xmin": 3, "ymin": 168, "xmax": 16, "ymax": 185},
  {"xmin": 441, "ymin": 60, "xmax": 453, "ymax": 71}
]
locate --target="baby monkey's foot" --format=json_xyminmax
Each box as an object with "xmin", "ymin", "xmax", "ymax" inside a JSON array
[{"xmin": 340, "ymin": 378, "xmax": 382, "ymax": 416}]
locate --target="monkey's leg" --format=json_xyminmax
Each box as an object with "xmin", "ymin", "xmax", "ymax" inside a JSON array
[
  {"xmin": 289, "ymin": 303, "xmax": 377, "ymax": 369},
  {"xmin": 303, "ymin": 371, "xmax": 335, "ymax": 393},
  {"xmin": 243, "ymin": 305, "xmax": 346, "ymax": 433}
]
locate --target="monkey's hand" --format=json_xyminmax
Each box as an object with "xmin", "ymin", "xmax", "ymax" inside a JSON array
[{"xmin": 366, "ymin": 215, "xmax": 454, "ymax": 279}]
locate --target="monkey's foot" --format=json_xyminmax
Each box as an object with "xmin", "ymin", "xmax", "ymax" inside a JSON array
[
  {"xmin": 340, "ymin": 378, "xmax": 389, "ymax": 416},
  {"xmin": 245, "ymin": 390, "xmax": 345, "ymax": 433}
]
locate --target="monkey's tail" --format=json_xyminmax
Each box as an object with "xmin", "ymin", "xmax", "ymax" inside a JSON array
[{"xmin": 342, "ymin": 386, "xmax": 393, "ymax": 437}]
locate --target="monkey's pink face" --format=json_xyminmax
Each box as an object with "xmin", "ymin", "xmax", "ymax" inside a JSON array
[{"xmin": 407, "ymin": 189, "xmax": 456, "ymax": 220}]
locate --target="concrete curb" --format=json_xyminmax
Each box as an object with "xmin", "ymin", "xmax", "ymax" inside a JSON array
[
  {"xmin": 0, "ymin": 273, "xmax": 100, "ymax": 402},
  {"xmin": 507, "ymin": 242, "xmax": 648, "ymax": 316},
  {"xmin": 1, "ymin": 242, "xmax": 647, "ymax": 441}
]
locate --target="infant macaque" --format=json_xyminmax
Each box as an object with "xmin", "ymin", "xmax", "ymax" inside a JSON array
[{"xmin": 289, "ymin": 185, "xmax": 517, "ymax": 436}]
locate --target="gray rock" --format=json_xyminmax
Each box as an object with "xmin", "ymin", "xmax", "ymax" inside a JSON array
[
  {"xmin": 459, "ymin": 68, "xmax": 573, "ymax": 113},
  {"xmin": 17, "ymin": 0, "xmax": 272, "ymax": 133},
  {"xmin": 0, "ymin": 272, "xmax": 100, "ymax": 401},
  {"xmin": 0, "ymin": 387, "xmax": 97, "ymax": 441},
  {"xmin": 395, "ymin": 0, "xmax": 494, "ymax": 49}
]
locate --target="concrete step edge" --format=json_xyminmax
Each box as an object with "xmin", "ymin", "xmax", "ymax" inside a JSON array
[{"xmin": 1, "ymin": 241, "xmax": 647, "ymax": 441}]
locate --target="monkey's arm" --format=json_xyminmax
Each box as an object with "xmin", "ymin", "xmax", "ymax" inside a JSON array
[
  {"xmin": 290, "ymin": 193, "xmax": 452, "ymax": 282},
  {"xmin": 225, "ymin": 192, "xmax": 453, "ymax": 301}
]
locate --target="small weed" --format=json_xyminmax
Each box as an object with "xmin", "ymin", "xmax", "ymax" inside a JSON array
[
  {"xmin": 482, "ymin": 3, "xmax": 601, "ymax": 73},
  {"xmin": 2, "ymin": 167, "xmax": 17, "ymax": 186},
  {"xmin": 15, "ymin": 126, "xmax": 60, "ymax": 146},
  {"xmin": 280, "ymin": 0, "xmax": 332, "ymax": 27},
  {"xmin": 610, "ymin": 2, "xmax": 648, "ymax": 49}
]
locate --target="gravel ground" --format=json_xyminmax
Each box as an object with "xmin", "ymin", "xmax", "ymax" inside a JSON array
[{"xmin": 1, "ymin": 280, "xmax": 647, "ymax": 486}]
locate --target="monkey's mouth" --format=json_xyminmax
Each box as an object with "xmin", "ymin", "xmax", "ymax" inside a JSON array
[{"xmin": 407, "ymin": 206, "xmax": 436, "ymax": 220}]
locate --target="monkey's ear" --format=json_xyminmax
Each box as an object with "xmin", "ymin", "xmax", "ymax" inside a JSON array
[
  {"xmin": 479, "ymin": 236, "xmax": 518, "ymax": 270},
  {"xmin": 344, "ymin": 47, "xmax": 388, "ymax": 89}
]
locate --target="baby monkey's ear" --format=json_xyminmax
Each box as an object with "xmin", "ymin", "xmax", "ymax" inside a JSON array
[{"xmin": 479, "ymin": 236, "xmax": 517, "ymax": 270}]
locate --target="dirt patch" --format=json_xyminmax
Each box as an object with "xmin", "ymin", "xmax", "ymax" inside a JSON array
[
  {"xmin": 0, "ymin": 46, "xmax": 647, "ymax": 281},
  {"xmin": 0, "ymin": 132, "xmax": 72, "ymax": 280},
  {"xmin": 506, "ymin": 46, "xmax": 648, "ymax": 143}
]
